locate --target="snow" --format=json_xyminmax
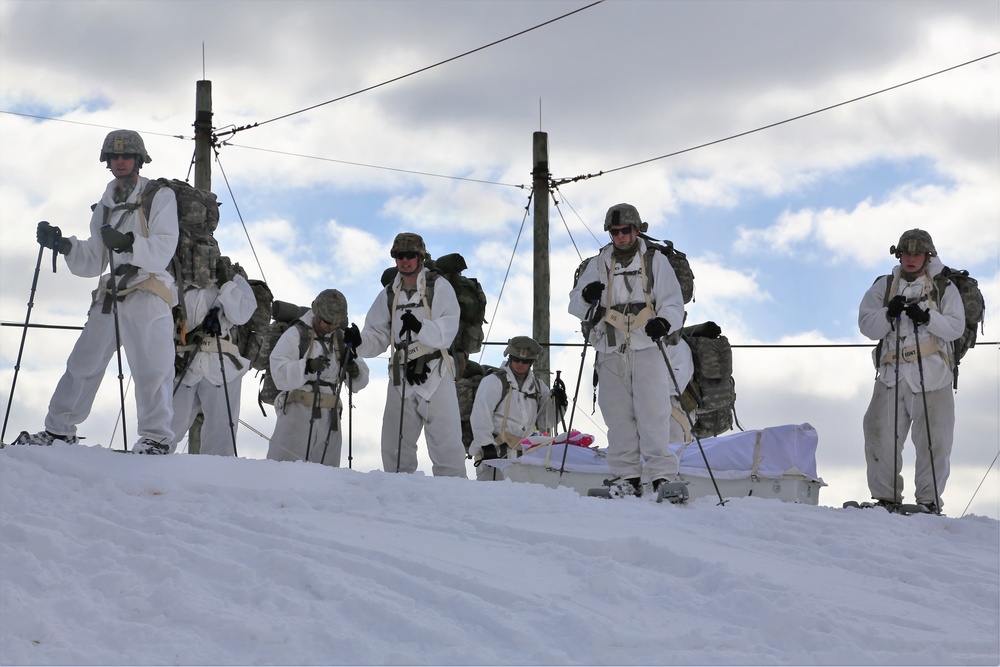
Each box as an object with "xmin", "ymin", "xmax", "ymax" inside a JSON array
[{"xmin": 1, "ymin": 443, "xmax": 997, "ymax": 666}]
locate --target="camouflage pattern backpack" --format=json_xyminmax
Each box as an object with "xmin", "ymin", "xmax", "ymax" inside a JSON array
[
  {"xmin": 680, "ymin": 322, "xmax": 741, "ymax": 438},
  {"xmin": 140, "ymin": 178, "xmax": 221, "ymax": 295}
]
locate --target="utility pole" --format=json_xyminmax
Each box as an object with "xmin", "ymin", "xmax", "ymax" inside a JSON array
[
  {"xmin": 532, "ymin": 132, "xmax": 551, "ymax": 385},
  {"xmin": 193, "ymin": 80, "xmax": 213, "ymax": 191},
  {"xmin": 188, "ymin": 79, "xmax": 213, "ymax": 455}
]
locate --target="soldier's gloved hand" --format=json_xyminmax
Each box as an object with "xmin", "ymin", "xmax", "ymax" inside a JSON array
[
  {"xmin": 306, "ymin": 356, "xmax": 331, "ymax": 374},
  {"xmin": 581, "ymin": 281, "xmax": 605, "ymax": 304},
  {"xmin": 346, "ymin": 359, "xmax": 360, "ymax": 380},
  {"xmin": 100, "ymin": 226, "xmax": 134, "ymax": 253},
  {"xmin": 37, "ymin": 221, "xmax": 71, "ymax": 255},
  {"xmin": 550, "ymin": 383, "xmax": 568, "ymax": 412},
  {"xmin": 400, "ymin": 311, "xmax": 422, "ymax": 336},
  {"xmin": 886, "ymin": 295, "xmax": 907, "ymax": 320},
  {"xmin": 215, "ymin": 258, "xmax": 231, "ymax": 286},
  {"xmin": 644, "ymin": 317, "xmax": 671, "ymax": 340},
  {"xmin": 202, "ymin": 307, "xmax": 222, "ymax": 337},
  {"xmin": 344, "ymin": 323, "xmax": 362, "ymax": 348},
  {"xmin": 405, "ymin": 359, "xmax": 430, "ymax": 385},
  {"xmin": 480, "ymin": 444, "xmax": 501, "ymax": 461},
  {"xmin": 905, "ymin": 303, "xmax": 931, "ymax": 326}
]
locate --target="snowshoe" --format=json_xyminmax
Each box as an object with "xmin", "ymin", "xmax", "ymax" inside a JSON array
[
  {"xmin": 131, "ymin": 438, "xmax": 170, "ymax": 455},
  {"xmin": 842, "ymin": 500, "xmax": 940, "ymax": 516},
  {"xmin": 10, "ymin": 430, "xmax": 79, "ymax": 446},
  {"xmin": 587, "ymin": 476, "xmax": 642, "ymax": 499},
  {"xmin": 654, "ymin": 480, "xmax": 689, "ymax": 505}
]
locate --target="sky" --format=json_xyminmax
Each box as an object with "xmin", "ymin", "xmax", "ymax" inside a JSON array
[
  {"xmin": 0, "ymin": 1, "xmax": 998, "ymax": 517},
  {"xmin": 1, "ymin": 442, "xmax": 998, "ymax": 666}
]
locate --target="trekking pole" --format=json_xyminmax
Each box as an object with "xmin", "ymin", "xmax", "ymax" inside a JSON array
[
  {"xmin": 892, "ymin": 317, "xmax": 902, "ymax": 504},
  {"xmin": 102, "ymin": 227, "xmax": 130, "ymax": 453},
  {"xmin": 1, "ymin": 244, "xmax": 46, "ymax": 445},
  {"xmin": 347, "ymin": 374, "xmax": 354, "ymax": 469},
  {"xmin": 557, "ymin": 337, "xmax": 589, "ymax": 477},
  {"xmin": 320, "ymin": 342, "xmax": 354, "ymax": 465},
  {"xmin": 654, "ymin": 336, "xmax": 727, "ymax": 506},
  {"xmin": 304, "ymin": 363, "xmax": 323, "ymax": 463},
  {"xmin": 209, "ymin": 310, "xmax": 239, "ymax": 457},
  {"xmin": 173, "ymin": 346, "xmax": 198, "ymax": 395},
  {"xmin": 396, "ymin": 320, "xmax": 413, "ymax": 473},
  {"xmin": 912, "ymin": 321, "xmax": 943, "ymax": 514}
]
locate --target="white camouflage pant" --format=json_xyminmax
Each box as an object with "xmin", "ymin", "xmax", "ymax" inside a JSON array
[{"xmin": 862, "ymin": 381, "xmax": 954, "ymax": 507}]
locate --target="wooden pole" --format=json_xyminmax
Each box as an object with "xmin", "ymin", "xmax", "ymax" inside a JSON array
[
  {"xmin": 532, "ymin": 132, "xmax": 550, "ymax": 385},
  {"xmin": 194, "ymin": 80, "xmax": 212, "ymax": 191},
  {"xmin": 188, "ymin": 79, "xmax": 213, "ymax": 454}
]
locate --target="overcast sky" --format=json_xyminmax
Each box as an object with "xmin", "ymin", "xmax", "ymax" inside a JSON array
[{"xmin": 1, "ymin": 0, "xmax": 997, "ymax": 516}]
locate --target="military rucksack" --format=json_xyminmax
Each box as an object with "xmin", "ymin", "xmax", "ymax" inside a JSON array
[
  {"xmin": 213, "ymin": 258, "xmax": 275, "ymax": 365},
  {"xmin": 139, "ymin": 178, "xmax": 222, "ymax": 298},
  {"xmin": 875, "ymin": 266, "xmax": 986, "ymax": 389},
  {"xmin": 680, "ymin": 322, "xmax": 742, "ymax": 438},
  {"xmin": 253, "ymin": 300, "xmax": 324, "ymax": 413}
]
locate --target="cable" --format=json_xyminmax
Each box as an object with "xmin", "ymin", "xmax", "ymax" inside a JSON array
[
  {"xmin": 219, "ymin": 142, "xmax": 524, "ymax": 189},
  {"xmin": 212, "ymin": 148, "xmax": 268, "ymax": 284},
  {"xmin": 478, "ymin": 191, "xmax": 534, "ymax": 363},
  {"xmin": 215, "ymin": 0, "xmax": 607, "ymax": 140},
  {"xmin": 551, "ymin": 51, "xmax": 1000, "ymax": 186}
]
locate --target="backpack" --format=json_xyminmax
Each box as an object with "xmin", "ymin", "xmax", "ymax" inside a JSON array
[
  {"xmin": 218, "ymin": 259, "xmax": 274, "ymax": 365},
  {"xmin": 253, "ymin": 300, "xmax": 312, "ymax": 412},
  {"xmin": 875, "ymin": 266, "xmax": 986, "ymax": 389},
  {"xmin": 139, "ymin": 179, "xmax": 222, "ymax": 303},
  {"xmin": 572, "ymin": 236, "xmax": 695, "ymax": 305},
  {"xmin": 382, "ymin": 253, "xmax": 488, "ymax": 355},
  {"xmin": 680, "ymin": 322, "xmax": 741, "ymax": 438}
]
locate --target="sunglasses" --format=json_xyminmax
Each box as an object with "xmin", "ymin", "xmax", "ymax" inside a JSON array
[
  {"xmin": 395, "ymin": 251, "xmax": 420, "ymax": 260},
  {"xmin": 509, "ymin": 356, "xmax": 533, "ymax": 364},
  {"xmin": 608, "ymin": 226, "xmax": 633, "ymax": 237},
  {"xmin": 109, "ymin": 153, "xmax": 136, "ymax": 161}
]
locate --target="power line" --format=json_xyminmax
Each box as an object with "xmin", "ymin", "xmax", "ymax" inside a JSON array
[
  {"xmin": 220, "ymin": 142, "xmax": 525, "ymax": 189},
  {"xmin": 215, "ymin": 0, "xmax": 607, "ymax": 141},
  {"xmin": 552, "ymin": 51, "xmax": 1000, "ymax": 186}
]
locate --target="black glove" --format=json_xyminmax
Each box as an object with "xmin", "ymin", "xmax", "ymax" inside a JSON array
[
  {"xmin": 37, "ymin": 221, "xmax": 70, "ymax": 255},
  {"xmin": 202, "ymin": 307, "xmax": 222, "ymax": 337},
  {"xmin": 644, "ymin": 317, "xmax": 671, "ymax": 340},
  {"xmin": 400, "ymin": 311, "xmax": 422, "ymax": 336},
  {"xmin": 905, "ymin": 303, "xmax": 931, "ymax": 326},
  {"xmin": 550, "ymin": 382, "xmax": 568, "ymax": 412},
  {"xmin": 344, "ymin": 323, "xmax": 362, "ymax": 348},
  {"xmin": 215, "ymin": 258, "xmax": 231, "ymax": 286},
  {"xmin": 581, "ymin": 281, "xmax": 605, "ymax": 304},
  {"xmin": 100, "ymin": 226, "xmax": 134, "ymax": 253},
  {"xmin": 480, "ymin": 444, "xmax": 501, "ymax": 461},
  {"xmin": 886, "ymin": 295, "xmax": 907, "ymax": 320},
  {"xmin": 346, "ymin": 359, "xmax": 360, "ymax": 380},
  {"xmin": 306, "ymin": 356, "xmax": 331, "ymax": 374},
  {"xmin": 405, "ymin": 359, "xmax": 430, "ymax": 385}
]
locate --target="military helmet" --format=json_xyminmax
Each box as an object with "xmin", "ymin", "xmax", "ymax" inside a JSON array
[
  {"xmin": 390, "ymin": 232, "xmax": 427, "ymax": 259},
  {"xmin": 99, "ymin": 130, "xmax": 151, "ymax": 163},
  {"xmin": 312, "ymin": 289, "xmax": 348, "ymax": 328},
  {"xmin": 504, "ymin": 335, "xmax": 543, "ymax": 361},
  {"xmin": 604, "ymin": 203, "xmax": 648, "ymax": 233},
  {"xmin": 890, "ymin": 229, "xmax": 936, "ymax": 257}
]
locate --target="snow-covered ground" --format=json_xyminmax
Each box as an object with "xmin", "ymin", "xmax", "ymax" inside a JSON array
[{"xmin": 1, "ymin": 443, "xmax": 997, "ymax": 666}]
